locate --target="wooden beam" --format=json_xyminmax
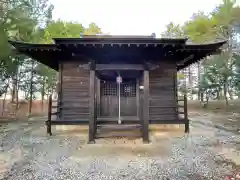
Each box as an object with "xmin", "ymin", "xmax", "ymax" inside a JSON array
[
  {"xmin": 88, "ymin": 69, "xmax": 96, "ymax": 143},
  {"xmin": 95, "ymin": 64, "xmax": 144, "ymax": 71},
  {"xmin": 47, "ymin": 118, "xmax": 186, "ymax": 125},
  {"xmin": 47, "ymin": 94, "xmax": 52, "ymax": 136},
  {"xmin": 142, "ymin": 70, "xmax": 149, "ymax": 143}
]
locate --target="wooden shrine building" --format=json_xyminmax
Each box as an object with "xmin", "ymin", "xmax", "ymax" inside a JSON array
[{"xmin": 9, "ymin": 35, "xmax": 226, "ymax": 143}]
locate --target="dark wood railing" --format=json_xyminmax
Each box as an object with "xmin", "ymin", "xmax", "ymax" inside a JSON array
[
  {"xmin": 46, "ymin": 93, "xmax": 190, "ymax": 137},
  {"xmin": 46, "ymin": 94, "xmax": 60, "ymax": 136},
  {"xmin": 177, "ymin": 94, "xmax": 189, "ymax": 133}
]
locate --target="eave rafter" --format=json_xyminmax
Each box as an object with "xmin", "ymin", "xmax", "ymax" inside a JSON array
[
  {"xmin": 56, "ymin": 42, "xmax": 185, "ymax": 50},
  {"xmin": 53, "ymin": 37, "xmax": 188, "ymax": 44},
  {"xmin": 8, "ymin": 40, "xmax": 60, "ymax": 52},
  {"xmin": 8, "ymin": 38, "xmax": 227, "ymax": 71}
]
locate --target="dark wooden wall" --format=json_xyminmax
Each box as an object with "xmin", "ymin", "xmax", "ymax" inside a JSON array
[
  {"xmin": 59, "ymin": 61, "xmax": 177, "ymax": 123},
  {"xmin": 61, "ymin": 62, "xmax": 90, "ymax": 121},
  {"xmin": 149, "ymin": 62, "xmax": 178, "ymax": 122}
]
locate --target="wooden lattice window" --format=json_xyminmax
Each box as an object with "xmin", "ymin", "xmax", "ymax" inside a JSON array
[
  {"xmin": 121, "ymin": 83, "xmax": 136, "ymax": 97},
  {"xmin": 101, "ymin": 81, "xmax": 117, "ymax": 96},
  {"xmin": 101, "ymin": 81, "xmax": 136, "ymax": 97}
]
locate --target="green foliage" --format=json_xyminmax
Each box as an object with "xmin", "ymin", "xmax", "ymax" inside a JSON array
[
  {"xmin": 184, "ymin": 12, "xmax": 219, "ymax": 42},
  {"xmin": 161, "ymin": 0, "xmax": 240, "ymax": 102},
  {"xmin": 84, "ymin": 22, "xmax": 102, "ymax": 35},
  {"xmin": 43, "ymin": 20, "xmax": 102, "ymax": 43},
  {"xmin": 177, "ymin": 73, "xmax": 185, "ymax": 80},
  {"xmin": 161, "ymin": 22, "xmax": 185, "ymax": 38},
  {"xmin": 0, "ymin": 0, "xmax": 54, "ymax": 98},
  {"xmin": 43, "ymin": 20, "xmax": 85, "ymax": 43}
]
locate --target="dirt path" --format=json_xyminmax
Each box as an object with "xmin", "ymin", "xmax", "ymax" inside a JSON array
[{"xmin": 0, "ymin": 115, "xmax": 239, "ymax": 180}]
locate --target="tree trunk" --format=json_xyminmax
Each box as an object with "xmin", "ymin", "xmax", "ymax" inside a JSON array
[
  {"xmin": 41, "ymin": 79, "xmax": 45, "ymax": 113},
  {"xmin": 2, "ymin": 92, "xmax": 7, "ymax": 117},
  {"xmin": 11, "ymin": 79, "xmax": 16, "ymax": 103},
  {"xmin": 15, "ymin": 83, "xmax": 19, "ymax": 113},
  {"xmin": 223, "ymin": 79, "xmax": 229, "ymax": 105},
  {"xmin": 28, "ymin": 60, "xmax": 34, "ymax": 116},
  {"xmin": 200, "ymin": 91, "xmax": 204, "ymax": 102},
  {"xmin": 11, "ymin": 64, "xmax": 20, "ymax": 103},
  {"xmin": 216, "ymin": 88, "xmax": 220, "ymax": 100},
  {"xmin": 1, "ymin": 81, "xmax": 9, "ymax": 116},
  {"xmin": 15, "ymin": 68, "xmax": 19, "ymax": 112},
  {"xmin": 202, "ymin": 91, "xmax": 208, "ymax": 108},
  {"xmin": 227, "ymin": 86, "xmax": 233, "ymax": 100},
  {"xmin": 219, "ymin": 89, "xmax": 224, "ymax": 100},
  {"xmin": 197, "ymin": 62, "xmax": 201, "ymax": 100},
  {"xmin": 205, "ymin": 94, "xmax": 209, "ymax": 108}
]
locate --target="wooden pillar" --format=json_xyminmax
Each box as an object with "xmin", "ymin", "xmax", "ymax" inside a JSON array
[
  {"xmin": 58, "ymin": 63, "xmax": 63, "ymax": 120},
  {"xmin": 173, "ymin": 68, "xmax": 178, "ymax": 120},
  {"xmin": 96, "ymin": 78, "xmax": 101, "ymax": 116},
  {"xmin": 143, "ymin": 70, "xmax": 149, "ymax": 143},
  {"xmin": 136, "ymin": 79, "xmax": 140, "ymax": 120},
  {"xmin": 94, "ymin": 77, "xmax": 99, "ymax": 136},
  {"xmin": 47, "ymin": 94, "xmax": 52, "ymax": 136},
  {"xmin": 54, "ymin": 72, "xmax": 59, "ymax": 100},
  {"xmin": 184, "ymin": 94, "xmax": 189, "ymax": 133},
  {"xmin": 88, "ymin": 63, "xmax": 96, "ymax": 144}
]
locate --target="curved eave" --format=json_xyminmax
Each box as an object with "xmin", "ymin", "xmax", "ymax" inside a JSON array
[
  {"xmin": 184, "ymin": 40, "xmax": 226, "ymax": 50},
  {"xmin": 8, "ymin": 40, "xmax": 60, "ymax": 71},
  {"xmin": 8, "ymin": 39, "xmax": 227, "ymax": 71},
  {"xmin": 8, "ymin": 40, "xmax": 58, "ymax": 50},
  {"xmin": 23, "ymin": 50, "xmax": 59, "ymax": 71},
  {"xmin": 176, "ymin": 40, "xmax": 227, "ymax": 70}
]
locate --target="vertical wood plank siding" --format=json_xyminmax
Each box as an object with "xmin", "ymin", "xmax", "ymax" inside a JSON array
[
  {"xmin": 61, "ymin": 62, "xmax": 90, "ymax": 121},
  {"xmin": 149, "ymin": 62, "xmax": 178, "ymax": 121}
]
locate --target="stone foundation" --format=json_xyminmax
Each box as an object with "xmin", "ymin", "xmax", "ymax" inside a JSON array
[
  {"xmin": 53, "ymin": 124, "xmax": 185, "ymax": 144},
  {"xmin": 149, "ymin": 124, "xmax": 182, "ymax": 130},
  {"xmin": 55, "ymin": 124, "xmax": 183, "ymax": 133},
  {"xmin": 56, "ymin": 125, "xmax": 89, "ymax": 131}
]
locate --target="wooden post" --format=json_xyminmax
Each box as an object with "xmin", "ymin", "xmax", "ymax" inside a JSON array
[
  {"xmin": 88, "ymin": 67, "xmax": 96, "ymax": 144},
  {"xmin": 58, "ymin": 63, "xmax": 63, "ymax": 120},
  {"xmin": 47, "ymin": 94, "xmax": 52, "ymax": 136},
  {"xmin": 143, "ymin": 70, "xmax": 149, "ymax": 143},
  {"xmin": 96, "ymin": 78, "xmax": 100, "ymax": 116},
  {"xmin": 136, "ymin": 79, "xmax": 140, "ymax": 120},
  {"xmin": 173, "ymin": 69, "xmax": 178, "ymax": 120},
  {"xmin": 57, "ymin": 63, "xmax": 63, "ymax": 120},
  {"xmin": 184, "ymin": 94, "xmax": 189, "ymax": 133},
  {"xmin": 94, "ymin": 77, "xmax": 99, "ymax": 136}
]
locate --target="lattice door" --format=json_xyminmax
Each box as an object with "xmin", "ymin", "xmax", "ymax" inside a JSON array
[{"xmin": 100, "ymin": 80, "xmax": 137, "ymax": 117}]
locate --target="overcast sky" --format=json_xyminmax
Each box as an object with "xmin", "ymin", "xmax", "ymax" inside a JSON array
[{"xmin": 49, "ymin": 0, "xmax": 226, "ymax": 36}]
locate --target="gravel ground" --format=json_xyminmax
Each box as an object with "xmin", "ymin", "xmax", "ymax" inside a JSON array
[{"xmin": 0, "ymin": 115, "xmax": 239, "ymax": 180}]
